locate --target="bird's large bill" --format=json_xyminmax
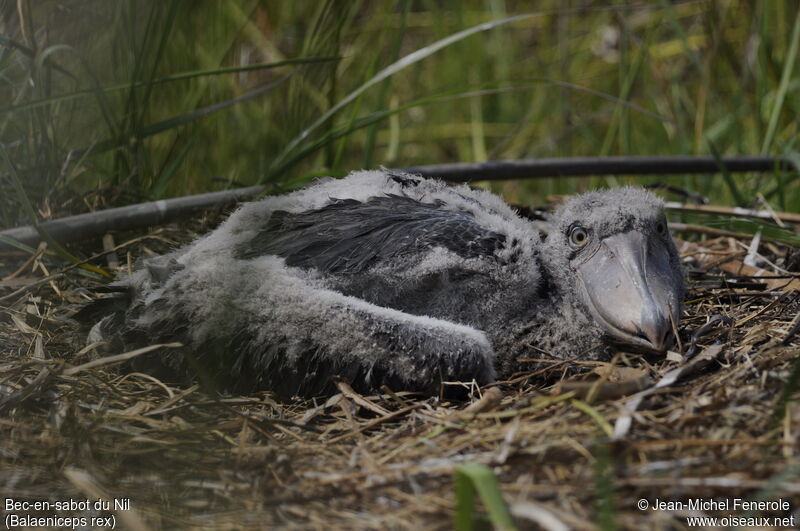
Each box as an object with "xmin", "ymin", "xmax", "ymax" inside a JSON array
[{"xmin": 575, "ymin": 230, "xmax": 683, "ymax": 352}]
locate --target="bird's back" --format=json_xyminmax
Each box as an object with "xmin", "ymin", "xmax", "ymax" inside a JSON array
[{"xmin": 221, "ymin": 170, "xmax": 545, "ymax": 328}]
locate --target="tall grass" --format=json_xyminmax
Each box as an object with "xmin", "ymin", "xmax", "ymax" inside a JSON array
[{"xmin": 1, "ymin": 1, "xmax": 798, "ymax": 228}]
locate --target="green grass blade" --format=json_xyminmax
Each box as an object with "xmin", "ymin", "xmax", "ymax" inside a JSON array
[
  {"xmin": 599, "ymin": 35, "xmax": 646, "ymax": 156},
  {"xmin": 453, "ymin": 466, "xmax": 477, "ymax": 531},
  {"xmin": 0, "ymin": 57, "xmax": 339, "ymax": 117},
  {"xmin": 136, "ymin": 2, "xmax": 180, "ymax": 121},
  {"xmin": 0, "ymin": 34, "xmax": 77, "ymax": 79},
  {"xmin": 152, "ymin": 57, "xmax": 339, "ymax": 86},
  {"xmin": 82, "ymin": 73, "xmax": 294, "ymax": 155},
  {"xmin": 453, "ymin": 463, "xmax": 516, "ymax": 531},
  {"xmin": 270, "ymin": 13, "xmax": 539, "ymax": 174},
  {"xmin": 672, "ymin": 209, "xmax": 800, "ymax": 246},
  {"xmin": 363, "ymin": 0, "xmax": 410, "ymax": 169},
  {"xmin": 763, "ymin": 152, "xmax": 800, "ymax": 209},
  {"xmin": 33, "ymin": 43, "xmax": 119, "ymax": 138},
  {"xmin": 657, "ymin": 0, "xmax": 702, "ymax": 72},
  {"xmin": 761, "ymin": 7, "xmax": 800, "ymax": 154},
  {"xmin": 151, "ymin": 138, "xmax": 194, "ymax": 199},
  {"xmin": 266, "ymin": 79, "xmax": 669, "ymax": 183},
  {"xmin": 571, "ymin": 399, "xmax": 614, "ymax": 436},
  {"xmin": 707, "ymin": 140, "xmax": 746, "ymax": 206},
  {"xmin": 268, "ymin": 86, "xmax": 522, "ymax": 183},
  {"xmin": 593, "ymin": 440, "xmax": 617, "ymax": 531},
  {"xmin": 0, "ymin": 234, "xmax": 38, "ymax": 254},
  {"xmin": 470, "ymin": 71, "xmax": 488, "ymax": 162},
  {"xmin": 771, "ymin": 354, "xmax": 800, "ymax": 428}
]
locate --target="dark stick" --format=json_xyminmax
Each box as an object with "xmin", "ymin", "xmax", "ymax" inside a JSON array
[
  {"xmin": 402, "ymin": 155, "xmax": 795, "ymax": 182},
  {"xmin": 0, "ymin": 156, "xmax": 795, "ymax": 252},
  {"xmin": 0, "ymin": 186, "xmax": 263, "ymax": 253}
]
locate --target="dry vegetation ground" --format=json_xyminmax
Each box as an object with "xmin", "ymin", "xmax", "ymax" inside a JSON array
[{"xmin": 2, "ymin": 207, "xmax": 800, "ymax": 530}]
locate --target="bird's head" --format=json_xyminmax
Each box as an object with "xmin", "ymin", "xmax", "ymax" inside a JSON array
[{"xmin": 542, "ymin": 187, "xmax": 685, "ymax": 352}]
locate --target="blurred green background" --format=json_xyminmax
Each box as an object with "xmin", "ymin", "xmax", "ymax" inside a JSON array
[{"xmin": 1, "ymin": 0, "xmax": 798, "ymax": 230}]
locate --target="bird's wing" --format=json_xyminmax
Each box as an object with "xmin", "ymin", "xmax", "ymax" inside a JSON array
[
  {"xmin": 234, "ymin": 194, "xmax": 508, "ymax": 274},
  {"xmin": 234, "ymin": 260, "xmax": 497, "ymax": 397},
  {"xmin": 87, "ymin": 254, "xmax": 496, "ymax": 397}
]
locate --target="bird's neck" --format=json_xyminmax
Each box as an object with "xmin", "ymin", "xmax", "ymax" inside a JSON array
[{"xmin": 490, "ymin": 267, "xmax": 608, "ymax": 378}]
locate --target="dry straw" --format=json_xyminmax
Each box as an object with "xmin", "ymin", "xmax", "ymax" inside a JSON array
[{"xmin": 1, "ymin": 212, "xmax": 799, "ymax": 529}]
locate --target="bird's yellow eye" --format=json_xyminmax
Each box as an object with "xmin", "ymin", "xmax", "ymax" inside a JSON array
[
  {"xmin": 569, "ymin": 226, "xmax": 589, "ymax": 248},
  {"xmin": 655, "ymin": 221, "xmax": 667, "ymax": 235}
]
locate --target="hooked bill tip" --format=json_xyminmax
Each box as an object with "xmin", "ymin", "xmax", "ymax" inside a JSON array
[{"xmin": 637, "ymin": 318, "xmax": 672, "ymax": 352}]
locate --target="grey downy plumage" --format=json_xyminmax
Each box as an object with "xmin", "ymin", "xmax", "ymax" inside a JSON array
[{"xmin": 83, "ymin": 170, "xmax": 685, "ymax": 397}]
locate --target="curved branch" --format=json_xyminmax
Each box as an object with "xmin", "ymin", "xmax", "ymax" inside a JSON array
[{"xmin": 0, "ymin": 156, "xmax": 794, "ymax": 252}]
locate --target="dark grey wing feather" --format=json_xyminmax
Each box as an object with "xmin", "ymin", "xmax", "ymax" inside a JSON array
[{"xmin": 234, "ymin": 195, "xmax": 507, "ymax": 273}]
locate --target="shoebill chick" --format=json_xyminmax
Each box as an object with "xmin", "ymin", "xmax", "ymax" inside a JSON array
[{"xmin": 84, "ymin": 170, "xmax": 685, "ymax": 397}]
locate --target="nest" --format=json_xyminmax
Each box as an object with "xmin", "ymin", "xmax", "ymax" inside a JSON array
[{"xmin": 1, "ymin": 213, "xmax": 800, "ymax": 530}]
